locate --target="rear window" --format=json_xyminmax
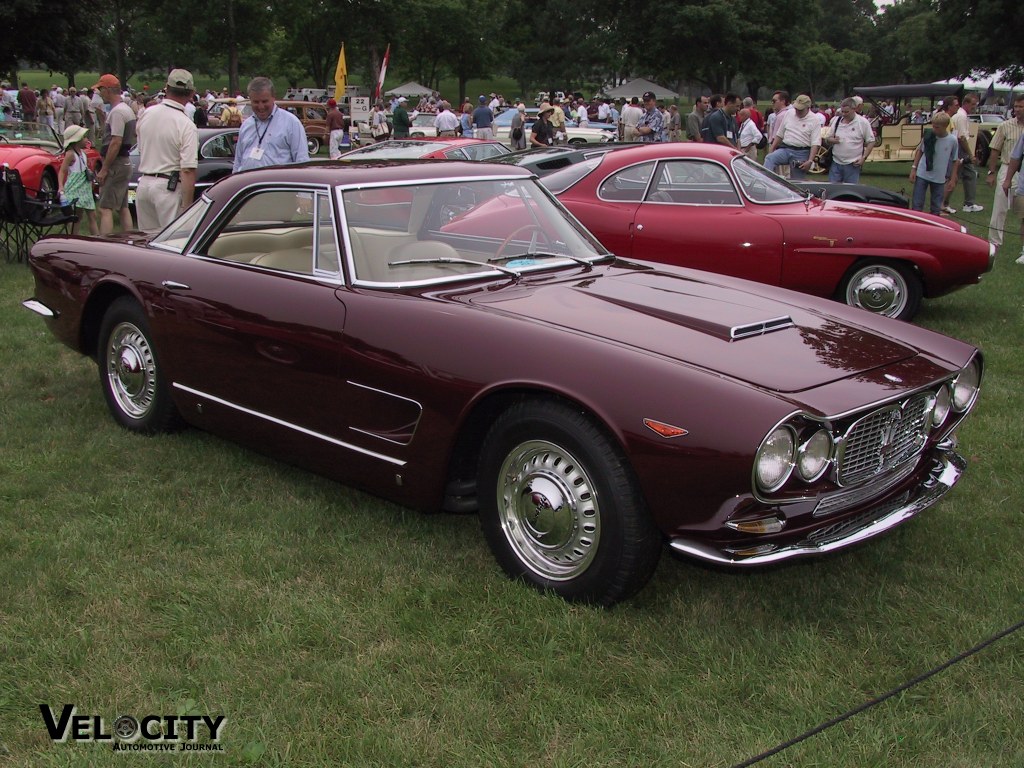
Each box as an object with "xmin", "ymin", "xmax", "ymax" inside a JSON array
[{"xmin": 540, "ymin": 157, "xmax": 601, "ymax": 194}]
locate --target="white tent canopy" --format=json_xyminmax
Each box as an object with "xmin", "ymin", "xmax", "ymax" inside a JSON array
[
  {"xmin": 603, "ymin": 78, "xmax": 679, "ymax": 101},
  {"xmin": 384, "ymin": 81, "xmax": 434, "ymax": 97},
  {"xmin": 932, "ymin": 70, "xmax": 1019, "ymax": 92}
]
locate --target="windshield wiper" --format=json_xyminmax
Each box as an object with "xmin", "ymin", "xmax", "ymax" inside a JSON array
[
  {"xmin": 489, "ymin": 251, "xmax": 596, "ymax": 269},
  {"xmin": 388, "ymin": 256, "xmax": 521, "ymax": 279}
]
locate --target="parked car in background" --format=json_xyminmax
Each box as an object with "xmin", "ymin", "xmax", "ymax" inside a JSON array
[
  {"xmin": 492, "ymin": 107, "xmax": 612, "ymax": 146},
  {"xmin": 338, "ymin": 137, "xmax": 511, "ymax": 161},
  {"xmin": 546, "ymin": 143, "xmax": 992, "ymax": 320},
  {"xmin": 23, "ymin": 161, "xmax": 982, "ymax": 605},
  {"xmin": 0, "ymin": 121, "xmax": 101, "ymax": 200},
  {"xmin": 275, "ymin": 100, "xmax": 330, "ymax": 155},
  {"xmin": 126, "ymin": 128, "xmax": 239, "ymax": 215}
]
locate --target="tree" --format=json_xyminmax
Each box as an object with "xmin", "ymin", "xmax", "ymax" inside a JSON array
[{"xmin": 933, "ymin": 0, "xmax": 1024, "ymax": 84}]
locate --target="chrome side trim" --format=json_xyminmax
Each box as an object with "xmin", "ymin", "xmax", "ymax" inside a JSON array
[
  {"xmin": 172, "ymin": 383, "xmax": 406, "ymax": 466},
  {"xmin": 672, "ymin": 449, "xmax": 964, "ymax": 567},
  {"xmin": 21, "ymin": 299, "xmax": 57, "ymax": 318}
]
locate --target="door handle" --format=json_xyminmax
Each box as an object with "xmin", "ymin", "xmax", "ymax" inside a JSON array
[{"xmin": 161, "ymin": 280, "xmax": 191, "ymax": 290}]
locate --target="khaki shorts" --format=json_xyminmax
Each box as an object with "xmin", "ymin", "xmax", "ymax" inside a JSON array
[
  {"xmin": 97, "ymin": 158, "xmax": 133, "ymax": 210},
  {"xmin": 1012, "ymin": 191, "xmax": 1024, "ymax": 217}
]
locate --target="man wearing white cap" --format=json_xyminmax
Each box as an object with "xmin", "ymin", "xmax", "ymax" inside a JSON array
[
  {"xmin": 763, "ymin": 94, "xmax": 821, "ymax": 179},
  {"xmin": 134, "ymin": 68, "xmax": 198, "ymax": 232}
]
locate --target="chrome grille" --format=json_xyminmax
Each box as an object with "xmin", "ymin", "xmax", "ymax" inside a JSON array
[
  {"xmin": 837, "ymin": 393, "xmax": 931, "ymax": 486},
  {"xmin": 813, "ymin": 458, "xmax": 918, "ymax": 517}
]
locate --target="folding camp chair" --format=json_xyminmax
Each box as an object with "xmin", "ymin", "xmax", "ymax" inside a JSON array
[{"xmin": 0, "ymin": 165, "xmax": 78, "ymax": 263}]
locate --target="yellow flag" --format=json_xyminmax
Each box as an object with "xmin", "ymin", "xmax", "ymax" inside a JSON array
[{"xmin": 334, "ymin": 42, "xmax": 347, "ymax": 98}]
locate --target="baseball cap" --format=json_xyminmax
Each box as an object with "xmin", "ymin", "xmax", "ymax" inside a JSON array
[
  {"xmin": 642, "ymin": 91, "xmax": 656, "ymax": 101},
  {"xmin": 93, "ymin": 73, "xmax": 120, "ymax": 89},
  {"xmin": 327, "ymin": 98, "xmax": 337, "ymax": 107},
  {"xmin": 165, "ymin": 68, "xmax": 195, "ymax": 91},
  {"xmin": 793, "ymin": 94, "xmax": 812, "ymax": 109},
  {"xmin": 479, "ymin": 95, "xmax": 486, "ymax": 103}
]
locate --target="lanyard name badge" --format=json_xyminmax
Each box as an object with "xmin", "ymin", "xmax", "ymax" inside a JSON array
[{"xmin": 248, "ymin": 112, "xmax": 274, "ymax": 161}]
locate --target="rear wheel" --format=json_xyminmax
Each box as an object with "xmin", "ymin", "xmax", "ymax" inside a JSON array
[
  {"xmin": 477, "ymin": 400, "xmax": 661, "ymax": 605},
  {"xmin": 97, "ymin": 297, "xmax": 181, "ymax": 434},
  {"xmin": 839, "ymin": 261, "xmax": 922, "ymax": 321},
  {"xmin": 307, "ymin": 136, "xmax": 321, "ymax": 155},
  {"xmin": 568, "ymin": 137, "xmax": 587, "ymax": 145}
]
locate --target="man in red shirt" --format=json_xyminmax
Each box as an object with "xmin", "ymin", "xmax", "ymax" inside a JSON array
[
  {"xmin": 18, "ymin": 83, "xmax": 38, "ymax": 122},
  {"xmin": 743, "ymin": 97, "xmax": 764, "ymax": 132}
]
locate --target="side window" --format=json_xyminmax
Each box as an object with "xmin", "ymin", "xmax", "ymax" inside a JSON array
[
  {"xmin": 598, "ymin": 161, "xmax": 656, "ymax": 202},
  {"xmin": 646, "ymin": 160, "xmax": 741, "ymax": 205},
  {"xmin": 201, "ymin": 133, "xmax": 236, "ymax": 159},
  {"xmin": 199, "ymin": 188, "xmax": 339, "ymax": 276}
]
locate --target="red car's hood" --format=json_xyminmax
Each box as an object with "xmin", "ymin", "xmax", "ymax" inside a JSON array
[
  {"xmin": 468, "ymin": 267, "xmax": 917, "ymax": 393},
  {"xmin": 0, "ymin": 144, "xmax": 58, "ymax": 163},
  {"xmin": 814, "ymin": 198, "xmax": 961, "ymax": 231}
]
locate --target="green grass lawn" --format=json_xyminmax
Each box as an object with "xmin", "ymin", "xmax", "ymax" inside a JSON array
[{"xmin": 1, "ymin": 167, "xmax": 1022, "ymax": 766}]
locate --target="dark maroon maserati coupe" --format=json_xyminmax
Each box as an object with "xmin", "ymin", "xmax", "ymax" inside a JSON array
[{"xmin": 23, "ymin": 161, "xmax": 982, "ymax": 604}]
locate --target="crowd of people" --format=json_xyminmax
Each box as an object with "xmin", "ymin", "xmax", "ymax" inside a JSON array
[{"xmin": 3, "ymin": 73, "xmax": 1022, "ymax": 261}]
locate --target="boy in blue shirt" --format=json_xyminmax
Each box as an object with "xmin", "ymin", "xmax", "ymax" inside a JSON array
[{"xmin": 909, "ymin": 112, "xmax": 960, "ymax": 215}]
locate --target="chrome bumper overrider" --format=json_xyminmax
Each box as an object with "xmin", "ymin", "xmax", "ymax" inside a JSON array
[
  {"xmin": 21, "ymin": 299, "xmax": 57, "ymax": 318},
  {"xmin": 670, "ymin": 448, "xmax": 965, "ymax": 567}
]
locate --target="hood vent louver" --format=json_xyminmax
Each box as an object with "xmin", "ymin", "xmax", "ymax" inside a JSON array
[{"xmin": 730, "ymin": 316, "xmax": 794, "ymax": 340}]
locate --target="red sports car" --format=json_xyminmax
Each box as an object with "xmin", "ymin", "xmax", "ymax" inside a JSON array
[
  {"xmin": 339, "ymin": 137, "xmax": 510, "ymax": 162},
  {"xmin": 545, "ymin": 143, "xmax": 994, "ymax": 320},
  {"xmin": 23, "ymin": 161, "xmax": 982, "ymax": 605},
  {"xmin": 0, "ymin": 121, "xmax": 101, "ymax": 200}
]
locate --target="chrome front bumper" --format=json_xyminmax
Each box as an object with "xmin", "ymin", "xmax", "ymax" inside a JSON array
[{"xmin": 670, "ymin": 448, "xmax": 965, "ymax": 567}]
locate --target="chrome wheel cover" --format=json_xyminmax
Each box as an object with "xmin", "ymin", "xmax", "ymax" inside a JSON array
[
  {"xmin": 105, "ymin": 321, "xmax": 157, "ymax": 419},
  {"xmin": 845, "ymin": 265, "xmax": 908, "ymax": 317},
  {"xmin": 496, "ymin": 440, "xmax": 601, "ymax": 581}
]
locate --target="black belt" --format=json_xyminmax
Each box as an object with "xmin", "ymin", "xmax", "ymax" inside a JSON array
[
  {"xmin": 781, "ymin": 144, "xmax": 811, "ymax": 150},
  {"xmin": 142, "ymin": 172, "xmax": 175, "ymax": 179}
]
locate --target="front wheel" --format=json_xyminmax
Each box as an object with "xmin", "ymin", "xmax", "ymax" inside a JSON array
[
  {"xmin": 568, "ymin": 137, "xmax": 587, "ymax": 145},
  {"xmin": 839, "ymin": 261, "xmax": 922, "ymax": 321},
  {"xmin": 478, "ymin": 400, "xmax": 661, "ymax": 605},
  {"xmin": 307, "ymin": 136, "xmax": 321, "ymax": 155},
  {"xmin": 97, "ymin": 297, "xmax": 181, "ymax": 434}
]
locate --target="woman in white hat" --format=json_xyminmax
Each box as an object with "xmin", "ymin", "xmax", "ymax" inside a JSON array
[{"xmin": 57, "ymin": 124, "xmax": 98, "ymax": 235}]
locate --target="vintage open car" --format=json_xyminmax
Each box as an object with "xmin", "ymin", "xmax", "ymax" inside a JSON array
[
  {"xmin": 0, "ymin": 121, "xmax": 102, "ymax": 200},
  {"xmin": 23, "ymin": 161, "xmax": 982, "ymax": 604}
]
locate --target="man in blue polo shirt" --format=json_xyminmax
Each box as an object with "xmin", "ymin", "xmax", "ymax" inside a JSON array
[{"xmin": 472, "ymin": 96, "xmax": 495, "ymax": 140}]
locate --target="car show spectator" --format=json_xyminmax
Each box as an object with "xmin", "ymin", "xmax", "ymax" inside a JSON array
[
  {"xmin": 37, "ymin": 89, "xmax": 55, "ymax": 128},
  {"xmin": 234, "ymin": 76, "xmax": 309, "ymax": 171},
  {"xmin": 94, "ymin": 74, "xmax": 137, "ymax": 235},
  {"xmin": 634, "ymin": 91, "xmax": 665, "ymax": 143},
  {"xmin": 531, "ymin": 102, "xmax": 556, "ymax": 147},
  {"xmin": 668, "ymin": 104, "xmax": 682, "ymax": 141},
  {"xmin": 135, "ymin": 69, "xmax": 199, "ymax": 233},
  {"xmin": 743, "ymin": 96, "xmax": 764, "ymax": 133},
  {"xmin": 63, "ymin": 87, "xmax": 84, "ymax": 127},
  {"xmin": 510, "ymin": 103, "xmax": 528, "ymax": 150},
  {"xmin": 705, "ymin": 93, "xmax": 741, "ymax": 147},
  {"xmin": 18, "ymin": 82, "xmax": 37, "ymax": 122},
  {"xmin": 909, "ymin": 111, "xmax": 960, "ymax": 216},
  {"xmin": 326, "ymin": 98, "xmax": 348, "ymax": 159},
  {"xmin": 472, "ymin": 96, "xmax": 494, "ymax": 140},
  {"xmin": 952, "ymin": 93, "xmax": 983, "ymax": 213},
  {"xmin": 764, "ymin": 94, "xmax": 821, "ymax": 178},
  {"xmin": 987, "ymin": 94, "xmax": 1024, "ymax": 252},
  {"xmin": 621, "ymin": 97, "xmax": 643, "ymax": 142},
  {"xmin": 823, "ymin": 96, "xmax": 875, "ymax": 183},
  {"xmin": 999, "ymin": 131, "xmax": 1024, "ymax": 264},
  {"xmin": 766, "ymin": 90, "xmax": 792, "ymax": 145},
  {"xmin": 57, "ymin": 124, "xmax": 98, "ymax": 236},
  {"xmin": 550, "ymin": 99, "xmax": 568, "ymax": 144},
  {"xmin": 737, "ymin": 108, "xmax": 762, "ymax": 159},
  {"xmin": 434, "ymin": 102, "xmax": 459, "ymax": 136},
  {"xmin": 392, "ymin": 97, "xmax": 411, "ymax": 138},
  {"xmin": 686, "ymin": 96, "xmax": 709, "ymax": 141}
]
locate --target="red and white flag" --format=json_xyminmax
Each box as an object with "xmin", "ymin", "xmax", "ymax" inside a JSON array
[{"xmin": 374, "ymin": 44, "xmax": 391, "ymax": 101}]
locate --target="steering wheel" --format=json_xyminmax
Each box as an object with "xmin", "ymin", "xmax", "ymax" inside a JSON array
[{"xmin": 494, "ymin": 224, "xmax": 545, "ymax": 260}]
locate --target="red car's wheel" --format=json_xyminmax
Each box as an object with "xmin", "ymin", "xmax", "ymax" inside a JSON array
[
  {"xmin": 477, "ymin": 400, "xmax": 661, "ymax": 605},
  {"xmin": 840, "ymin": 261, "xmax": 922, "ymax": 321}
]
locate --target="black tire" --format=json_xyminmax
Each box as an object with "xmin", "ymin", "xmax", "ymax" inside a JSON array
[
  {"xmin": 97, "ymin": 297, "xmax": 181, "ymax": 434},
  {"xmin": 568, "ymin": 137, "xmax": 587, "ymax": 145},
  {"xmin": 307, "ymin": 136, "xmax": 321, "ymax": 155},
  {"xmin": 477, "ymin": 400, "xmax": 661, "ymax": 605},
  {"xmin": 838, "ymin": 261, "xmax": 922, "ymax": 321},
  {"xmin": 38, "ymin": 169, "xmax": 58, "ymax": 202}
]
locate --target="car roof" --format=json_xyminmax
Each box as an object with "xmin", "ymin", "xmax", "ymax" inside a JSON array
[
  {"xmin": 208, "ymin": 159, "xmax": 532, "ymax": 198},
  {"xmin": 853, "ymin": 83, "xmax": 964, "ymax": 100}
]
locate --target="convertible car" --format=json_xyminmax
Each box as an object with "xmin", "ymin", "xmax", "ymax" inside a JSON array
[
  {"xmin": 546, "ymin": 143, "xmax": 993, "ymax": 320},
  {"xmin": 0, "ymin": 121, "xmax": 102, "ymax": 200},
  {"xmin": 339, "ymin": 137, "xmax": 510, "ymax": 161},
  {"xmin": 23, "ymin": 161, "xmax": 982, "ymax": 605}
]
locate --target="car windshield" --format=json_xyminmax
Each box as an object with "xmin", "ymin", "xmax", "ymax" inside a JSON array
[
  {"xmin": 340, "ymin": 176, "xmax": 608, "ymax": 286},
  {"xmin": 731, "ymin": 156, "xmax": 808, "ymax": 203},
  {"xmin": 343, "ymin": 141, "xmax": 451, "ymax": 159},
  {"xmin": 0, "ymin": 121, "xmax": 60, "ymax": 148},
  {"xmin": 151, "ymin": 199, "xmax": 211, "ymax": 253}
]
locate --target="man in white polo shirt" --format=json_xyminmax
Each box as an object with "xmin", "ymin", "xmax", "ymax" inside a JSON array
[
  {"xmin": 763, "ymin": 94, "xmax": 821, "ymax": 180},
  {"xmin": 134, "ymin": 69, "xmax": 198, "ymax": 233}
]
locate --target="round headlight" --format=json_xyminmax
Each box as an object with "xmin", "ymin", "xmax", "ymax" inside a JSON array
[
  {"xmin": 932, "ymin": 385, "xmax": 951, "ymax": 426},
  {"xmin": 796, "ymin": 429, "xmax": 832, "ymax": 482},
  {"xmin": 951, "ymin": 360, "xmax": 980, "ymax": 412},
  {"xmin": 755, "ymin": 427, "xmax": 795, "ymax": 492}
]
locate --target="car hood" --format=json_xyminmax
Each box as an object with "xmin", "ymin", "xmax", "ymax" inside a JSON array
[
  {"xmin": 0, "ymin": 145, "xmax": 57, "ymax": 163},
  {"xmin": 467, "ymin": 266, "xmax": 918, "ymax": 393},
  {"xmin": 813, "ymin": 198, "xmax": 960, "ymax": 230}
]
